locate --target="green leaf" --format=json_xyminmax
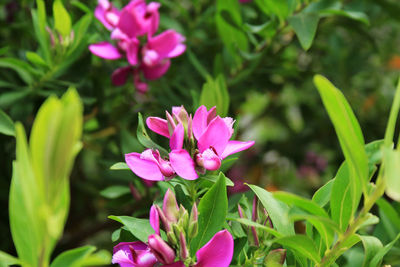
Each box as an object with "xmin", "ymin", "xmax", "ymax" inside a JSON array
[
  {"xmin": 384, "ymin": 78, "xmax": 400, "ymax": 148},
  {"xmin": 100, "ymin": 186, "xmax": 130, "ymax": 199},
  {"xmin": 0, "ymin": 90, "xmax": 30, "ymax": 109},
  {"xmin": 53, "ymin": 0, "xmax": 72, "ymax": 37},
  {"xmin": 216, "ymin": 0, "xmax": 248, "ymax": 65},
  {"xmin": 232, "ymin": 217, "xmax": 282, "ymax": 238},
  {"xmin": 383, "ymin": 149, "xmax": 400, "ymax": 201},
  {"xmin": 199, "ymin": 75, "xmax": 230, "ymax": 117},
  {"xmin": 80, "ymin": 250, "xmax": 111, "ymax": 266},
  {"xmin": 320, "ymin": 9, "xmax": 369, "ymax": 25},
  {"xmin": 9, "ymin": 124, "xmax": 44, "ymax": 265},
  {"xmin": 108, "ymin": 216, "xmax": 154, "ymax": 243},
  {"xmin": 26, "ymin": 51, "xmax": 47, "ymax": 67},
  {"xmin": 0, "ymin": 109, "xmax": 15, "ymax": 136},
  {"xmin": 50, "ymin": 246, "xmax": 96, "ymax": 267},
  {"xmin": 0, "ymin": 58, "xmax": 34, "ymax": 84},
  {"xmin": 273, "ymin": 191, "xmax": 329, "ymax": 218},
  {"xmin": 248, "ymin": 184, "xmax": 295, "ymax": 235},
  {"xmin": 369, "ymin": 233, "xmax": 400, "ymax": 267},
  {"xmin": 110, "ymin": 162, "xmax": 130, "ymax": 170},
  {"xmin": 312, "ymin": 179, "xmax": 334, "ymax": 207},
  {"xmin": 254, "ymin": 0, "xmax": 290, "ymax": 21},
  {"xmin": 200, "ymin": 174, "xmax": 234, "ymax": 186},
  {"xmin": 288, "ymin": 12, "xmax": 320, "ymax": 50},
  {"xmin": 33, "ymin": 0, "xmax": 51, "ymax": 63},
  {"xmin": 314, "ymin": 75, "xmax": 368, "ymax": 225},
  {"xmin": 136, "ymin": 113, "xmax": 169, "ymax": 157},
  {"xmin": 359, "ymin": 235, "xmax": 383, "ymax": 267},
  {"xmin": 274, "ymin": 235, "xmax": 321, "ymax": 263},
  {"xmin": 191, "ymin": 172, "xmax": 228, "ymax": 252},
  {"xmin": 376, "ymin": 198, "xmax": 400, "ymax": 229},
  {"xmin": 0, "ymin": 251, "xmax": 21, "ymax": 266}
]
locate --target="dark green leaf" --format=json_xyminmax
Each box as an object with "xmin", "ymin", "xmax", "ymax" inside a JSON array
[
  {"xmin": 0, "ymin": 109, "xmax": 15, "ymax": 136},
  {"xmin": 288, "ymin": 12, "xmax": 320, "ymax": 50},
  {"xmin": 191, "ymin": 172, "xmax": 228, "ymax": 252},
  {"xmin": 137, "ymin": 113, "xmax": 169, "ymax": 157}
]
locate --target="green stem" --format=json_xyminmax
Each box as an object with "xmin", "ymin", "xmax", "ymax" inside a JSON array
[{"xmin": 317, "ymin": 175, "xmax": 386, "ymax": 267}]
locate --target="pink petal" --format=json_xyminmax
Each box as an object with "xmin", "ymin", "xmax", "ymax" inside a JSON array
[
  {"xmin": 170, "ymin": 123, "xmax": 184, "ymax": 150},
  {"xmin": 111, "ymin": 66, "xmax": 131, "ymax": 86},
  {"xmin": 195, "ymin": 230, "xmax": 234, "ymax": 267},
  {"xmin": 146, "ymin": 117, "xmax": 170, "ymax": 138},
  {"xmin": 126, "ymin": 39, "xmax": 140, "ymax": 65},
  {"xmin": 125, "ymin": 152, "xmax": 164, "ymax": 181},
  {"xmin": 197, "ymin": 117, "xmax": 230, "ymax": 156},
  {"xmin": 113, "ymin": 241, "xmax": 157, "ymax": 267},
  {"xmin": 221, "ymin": 140, "xmax": 255, "ymax": 159},
  {"xmin": 196, "ymin": 149, "xmax": 221, "ymax": 171},
  {"xmin": 150, "ymin": 205, "xmax": 160, "ymax": 235},
  {"xmin": 147, "ymin": 30, "xmax": 185, "ymax": 59},
  {"xmin": 94, "ymin": 6, "xmax": 113, "ymax": 30},
  {"xmin": 89, "ymin": 42, "xmax": 122, "ymax": 60},
  {"xmin": 169, "ymin": 149, "xmax": 198, "ymax": 180},
  {"xmin": 117, "ymin": 4, "xmax": 142, "ymax": 38},
  {"xmin": 192, "ymin": 105, "xmax": 208, "ymax": 140},
  {"xmin": 141, "ymin": 60, "xmax": 171, "ymax": 80}
]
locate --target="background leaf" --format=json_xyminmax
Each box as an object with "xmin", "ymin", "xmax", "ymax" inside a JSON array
[
  {"xmin": 0, "ymin": 109, "xmax": 15, "ymax": 136},
  {"xmin": 108, "ymin": 216, "xmax": 154, "ymax": 243},
  {"xmin": 288, "ymin": 12, "xmax": 320, "ymax": 50}
]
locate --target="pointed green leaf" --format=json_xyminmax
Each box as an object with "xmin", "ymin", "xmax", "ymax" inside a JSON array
[
  {"xmin": 0, "ymin": 109, "xmax": 15, "ymax": 136},
  {"xmin": 50, "ymin": 246, "xmax": 96, "ymax": 267},
  {"xmin": 108, "ymin": 216, "xmax": 154, "ymax": 243},
  {"xmin": 53, "ymin": 0, "xmax": 72, "ymax": 37},
  {"xmin": 288, "ymin": 12, "xmax": 320, "ymax": 50},
  {"xmin": 274, "ymin": 235, "xmax": 321, "ymax": 263},
  {"xmin": 191, "ymin": 172, "xmax": 228, "ymax": 252},
  {"xmin": 248, "ymin": 184, "xmax": 295, "ymax": 235}
]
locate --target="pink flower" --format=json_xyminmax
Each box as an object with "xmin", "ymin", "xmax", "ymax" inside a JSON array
[
  {"xmin": 89, "ymin": 0, "xmax": 186, "ymax": 91},
  {"xmin": 112, "ymin": 231, "xmax": 233, "ymax": 267},
  {"xmin": 192, "ymin": 106, "xmax": 255, "ymax": 171},
  {"xmin": 118, "ymin": 0, "xmax": 160, "ymax": 38},
  {"xmin": 125, "ymin": 124, "xmax": 198, "ymax": 181},
  {"xmin": 112, "ymin": 241, "xmax": 157, "ymax": 267},
  {"xmin": 95, "ymin": 0, "xmax": 120, "ymax": 30}
]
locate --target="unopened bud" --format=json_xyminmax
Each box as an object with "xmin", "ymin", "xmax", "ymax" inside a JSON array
[
  {"xmin": 163, "ymin": 189, "xmax": 179, "ymax": 223},
  {"xmin": 264, "ymin": 249, "xmax": 286, "ymax": 266},
  {"xmin": 179, "ymin": 232, "xmax": 189, "ymax": 260},
  {"xmin": 155, "ymin": 205, "xmax": 171, "ymax": 232},
  {"xmin": 166, "ymin": 111, "xmax": 176, "ymax": 137},
  {"xmin": 178, "ymin": 205, "xmax": 189, "ymax": 230},
  {"xmin": 148, "ymin": 234, "xmax": 176, "ymax": 264}
]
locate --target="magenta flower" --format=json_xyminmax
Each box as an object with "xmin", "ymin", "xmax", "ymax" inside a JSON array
[
  {"xmin": 90, "ymin": 0, "xmax": 186, "ymax": 91},
  {"xmin": 95, "ymin": 0, "xmax": 120, "ymax": 30},
  {"xmin": 113, "ymin": 189, "xmax": 233, "ymax": 267},
  {"xmin": 118, "ymin": 0, "xmax": 160, "ymax": 38},
  {"xmin": 112, "ymin": 241, "xmax": 157, "ymax": 267},
  {"xmin": 127, "ymin": 105, "xmax": 254, "ymax": 181},
  {"xmin": 126, "ymin": 123, "xmax": 198, "ymax": 181}
]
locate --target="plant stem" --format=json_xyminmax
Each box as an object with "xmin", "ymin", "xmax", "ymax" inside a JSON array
[{"xmin": 317, "ymin": 176, "xmax": 386, "ymax": 266}]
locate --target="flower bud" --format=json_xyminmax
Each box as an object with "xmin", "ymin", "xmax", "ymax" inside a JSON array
[
  {"xmin": 148, "ymin": 234, "xmax": 176, "ymax": 264},
  {"xmin": 195, "ymin": 149, "xmax": 221, "ymax": 171},
  {"xmin": 178, "ymin": 204, "xmax": 189, "ymax": 230},
  {"xmin": 155, "ymin": 205, "xmax": 171, "ymax": 232},
  {"xmin": 163, "ymin": 189, "xmax": 179, "ymax": 223},
  {"xmin": 179, "ymin": 232, "xmax": 189, "ymax": 260},
  {"xmin": 188, "ymin": 203, "xmax": 198, "ymax": 239},
  {"xmin": 166, "ymin": 230, "xmax": 178, "ymax": 245},
  {"xmin": 264, "ymin": 249, "xmax": 286, "ymax": 266}
]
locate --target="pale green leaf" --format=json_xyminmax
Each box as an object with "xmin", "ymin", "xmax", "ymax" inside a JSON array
[
  {"xmin": 108, "ymin": 216, "xmax": 154, "ymax": 243},
  {"xmin": 248, "ymin": 184, "xmax": 295, "ymax": 235},
  {"xmin": 100, "ymin": 186, "xmax": 130, "ymax": 199},
  {"xmin": 53, "ymin": 0, "xmax": 72, "ymax": 37},
  {"xmin": 110, "ymin": 162, "xmax": 130, "ymax": 170}
]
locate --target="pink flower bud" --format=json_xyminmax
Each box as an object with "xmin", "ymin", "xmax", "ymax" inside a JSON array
[
  {"xmin": 148, "ymin": 234, "xmax": 176, "ymax": 264},
  {"xmin": 179, "ymin": 232, "xmax": 189, "ymax": 260},
  {"xmin": 195, "ymin": 148, "xmax": 221, "ymax": 171},
  {"xmin": 163, "ymin": 189, "xmax": 179, "ymax": 223}
]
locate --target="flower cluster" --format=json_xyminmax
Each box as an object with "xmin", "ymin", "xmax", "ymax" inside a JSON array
[
  {"xmin": 90, "ymin": 0, "xmax": 186, "ymax": 92},
  {"xmin": 112, "ymin": 189, "xmax": 234, "ymax": 266},
  {"xmin": 125, "ymin": 105, "xmax": 255, "ymax": 181}
]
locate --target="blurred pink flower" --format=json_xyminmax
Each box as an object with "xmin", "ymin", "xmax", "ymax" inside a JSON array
[{"xmin": 90, "ymin": 0, "xmax": 186, "ymax": 92}]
